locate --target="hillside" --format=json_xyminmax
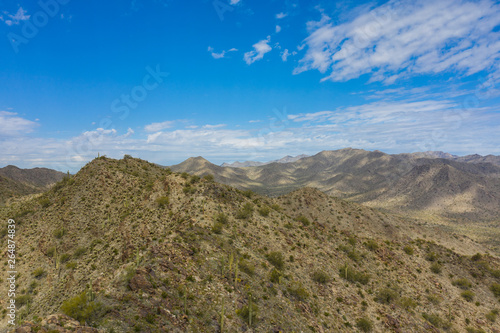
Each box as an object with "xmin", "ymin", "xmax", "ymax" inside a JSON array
[
  {"xmin": 1, "ymin": 156, "xmax": 500, "ymax": 332},
  {"xmin": 0, "ymin": 166, "xmax": 65, "ymax": 205},
  {"xmin": 221, "ymin": 154, "xmax": 309, "ymax": 168},
  {"xmin": 170, "ymin": 148, "xmax": 500, "ymax": 221},
  {"xmin": 410, "ymin": 152, "xmax": 500, "ymax": 167}
]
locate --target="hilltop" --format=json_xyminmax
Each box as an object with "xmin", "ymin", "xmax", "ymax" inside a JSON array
[{"xmin": 1, "ymin": 156, "xmax": 500, "ymax": 332}]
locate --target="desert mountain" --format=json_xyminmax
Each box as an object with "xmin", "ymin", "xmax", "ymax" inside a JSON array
[
  {"xmin": 221, "ymin": 154, "xmax": 309, "ymax": 168},
  {"xmin": 171, "ymin": 148, "xmax": 500, "ymax": 221},
  {"xmin": 1, "ymin": 156, "xmax": 500, "ymax": 332},
  {"xmin": 0, "ymin": 165, "xmax": 65, "ymax": 205},
  {"xmin": 410, "ymin": 151, "xmax": 500, "ymax": 166}
]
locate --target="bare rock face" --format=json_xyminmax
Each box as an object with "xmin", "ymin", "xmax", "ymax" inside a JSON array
[{"xmin": 10, "ymin": 314, "xmax": 99, "ymax": 333}]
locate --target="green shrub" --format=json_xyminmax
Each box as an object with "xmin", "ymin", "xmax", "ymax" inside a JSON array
[
  {"xmin": 39, "ymin": 198, "xmax": 51, "ymax": 208},
  {"xmin": 258, "ymin": 206, "xmax": 270, "ymax": 217},
  {"xmin": 430, "ymin": 262, "xmax": 442, "ymax": 274},
  {"xmin": 486, "ymin": 309, "xmax": 498, "ymax": 322},
  {"xmin": 215, "ymin": 213, "xmax": 229, "ymax": 224},
  {"xmin": 356, "ymin": 317, "xmax": 373, "ymax": 332},
  {"xmin": 375, "ymin": 287, "xmax": 399, "ymax": 304},
  {"xmin": 399, "ymin": 297, "xmax": 418, "ymax": 310},
  {"xmin": 212, "ymin": 222, "xmax": 223, "ymax": 234},
  {"xmin": 490, "ymin": 283, "xmax": 500, "ymax": 297},
  {"xmin": 32, "ymin": 268, "xmax": 46, "ymax": 279},
  {"xmin": 312, "ymin": 270, "xmax": 331, "ymax": 284},
  {"xmin": 239, "ymin": 259, "xmax": 255, "ymax": 276},
  {"xmin": 403, "ymin": 245, "xmax": 414, "ymax": 255},
  {"xmin": 422, "ymin": 313, "xmax": 451, "ymax": 329},
  {"xmin": 339, "ymin": 265, "xmax": 370, "ymax": 285},
  {"xmin": 461, "ymin": 290, "xmax": 475, "ymax": 302},
  {"xmin": 471, "ymin": 253, "xmax": 483, "ymax": 261},
  {"xmin": 60, "ymin": 253, "xmax": 71, "ymax": 264},
  {"xmin": 266, "ymin": 251, "xmax": 284, "ymax": 270},
  {"xmin": 242, "ymin": 190, "xmax": 254, "ymax": 198},
  {"xmin": 53, "ymin": 228, "xmax": 65, "ymax": 239},
  {"xmin": 365, "ymin": 239, "xmax": 378, "ymax": 251},
  {"xmin": 237, "ymin": 301, "xmax": 258, "ymax": 325},
  {"xmin": 269, "ymin": 269, "xmax": 281, "ymax": 283},
  {"xmin": 66, "ymin": 262, "xmax": 77, "ymax": 270},
  {"xmin": 156, "ymin": 196, "xmax": 169, "ymax": 208},
  {"xmin": 73, "ymin": 247, "xmax": 87, "ymax": 258},
  {"xmin": 286, "ymin": 282, "xmax": 309, "ymax": 301},
  {"xmin": 235, "ymin": 203, "xmax": 253, "ymax": 219},
  {"xmin": 190, "ymin": 175, "xmax": 200, "ymax": 184},
  {"xmin": 426, "ymin": 252, "xmax": 439, "ymax": 262},
  {"xmin": 295, "ymin": 215, "xmax": 310, "ymax": 226},
  {"xmin": 180, "ymin": 172, "xmax": 189, "ymax": 179},
  {"xmin": 452, "ymin": 278, "xmax": 472, "ymax": 290},
  {"xmin": 202, "ymin": 174, "xmax": 214, "ymax": 182},
  {"xmin": 61, "ymin": 292, "xmax": 103, "ymax": 324},
  {"xmin": 15, "ymin": 295, "xmax": 31, "ymax": 307}
]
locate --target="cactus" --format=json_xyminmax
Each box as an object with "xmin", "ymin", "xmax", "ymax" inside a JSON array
[
  {"xmin": 234, "ymin": 261, "xmax": 239, "ymax": 286},
  {"xmin": 248, "ymin": 297, "xmax": 253, "ymax": 326},
  {"xmin": 228, "ymin": 253, "xmax": 234, "ymax": 273}
]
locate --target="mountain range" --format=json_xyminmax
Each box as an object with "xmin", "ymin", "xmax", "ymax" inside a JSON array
[
  {"xmin": 171, "ymin": 148, "xmax": 500, "ymax": 221},
  {"xmin": 1, "ymin": 156, "xmax": 500, "ymax": 332},
  {"xmin": 0, "ymin": 165, "xmax": 65, "ymax": 205}
]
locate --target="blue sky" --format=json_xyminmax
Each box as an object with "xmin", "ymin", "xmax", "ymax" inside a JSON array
[{"xmin": 1, "ymin": 0, "xmax": 500, "ymax": 172}]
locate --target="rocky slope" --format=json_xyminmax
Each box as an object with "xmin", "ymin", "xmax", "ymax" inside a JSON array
[{"xmin": 0, "ymin": 156, "xmax": 499, "ymax": 332}]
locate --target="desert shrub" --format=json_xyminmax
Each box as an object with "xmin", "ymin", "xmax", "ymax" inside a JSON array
[
  {"xmin": 61, "ymin": 292, "xmax": 103, "ymax": 324},
  {"xmin": 287, "ymin": 282, "xmax": 309, "ymax": 301},
  {"xmin": 180, "ymin": 172, "xmax": 189, "ymax": 179},
  {"xmin": 60, "ymin": 253, "xmax": 71, "ymax": 264},
  {"xmin": 365, "ymin": 239, "xmax": 378, "ymax": 251},
  {"xmin": 422, "ymin": 313, "xmax": 452, "ymax": 329},
  {"xmin": 486, "ymin": 309, "xmax": 498, "ymax": 322},
  {"xmin": 189, "ymin": 175, "xmax": 200, "ymax": 184},
  {"xmin": 295, "ymin": 215, "xmax": 310, "ymax": 226},
  {"xmin": 53, "ymin": 228, "xmax": 65, "ymax": 239},
  {"xmin": 266, "ymin": 251, "xmax": 284, "ymax": 270},
  {"xmin": 202, "ymin": 174, "xmax": 214, "ymax": 182},
  {"xmin": 399, "ymin": 297, "xmax": 418, "ymax": 310},
  {"xmin": 242, "ymin": 190, "xmax": 254, "ymax": 198},
  {"xmin": 430, "ymin": 262, "xmax": 442, "ymax": 274},
  {"xmin": 403, "ymin": 245, "xmax": 414, "ymax": 255},
  {"xmin": 461, "ymin": 290, "xmax": 475, "ymax": 302},
  {"xmin": 466, "ymin": 328, "xmax": 486, "ymax": 333},
  {"xmin": 426, "ymin": 294, "xmax": 442, "ymax": 305},
  {"xmin": 490, "ymin": 269, "xmax": 500, "ymax": 278},
  {"xmin": 32, "ymin": 268, "xmax": 46, "ymax": 279},
  {"xmin": 239, "ymin": 259, "xmax": 255, "ymax": 276},
  {"xmin": 73, "ymin": 247, "xmax": 87, "ymax": 258},
  {"xmin": 339, "ymin": 265, "xmax": 370, "ymax": 285},
  {"xmin": 490, "ymin": 283, "xmax": 500, "ymax": 297},
  {"xmin": 235, "ymin": 203, "xmax": 253, "ymax": 219},
  {"xmin": 356, "ymin": 317, "xmax": 373, "ymax": 332},
  {"xmin": 452, "ymin": 278, "xmax": 472, "ymax": 290},
  {"xmin": 66, "ymin": 262, "xmax": 77, "ymax": 270},
  {"xmin": 39, "ymin": 198, "xmax": 51, "ymax": 208},
  {"xmin": 270, "ymin": 204, "xmax": 281, "ymax": 212},
  {"xmin": 237, "ymin": 302, "xmax": 258, "ymax": 325},
  {"xmin": 156, "ymin": 196, "xmax": 169, "ymax": 208},
  {"xmin": 212, "ymin": 221, "xmax": 223, "ymax": 234},
  {"xmin": 182, "ymin": 185, "xmax": 196, "ymax": 194},
  {"xmin": 375, "ymin": 287, "xmax": 399, "ymax": 304},
  {"xmin": 258, "ymin": 206, "xmax": 270, "ymax": 217},
  {"xmin": 312, "ymin": 270, "xmax": 331, "ymax": 284},
  {"xmin": 471, "ymin": 253, "xmax": 483, "ymax": 261},
  {"xmin": 15, "ymin": 295, "xmax": 31, "ymax": 307},
  {"xmin": 426, "ymin": 251, "xmax": 439, "ymax": 262},
  {"xmin": 269, "ymin": 269, "xmax": 282, "ymax": 283},
  {"xmin": 46, "ymin": 247, "xmax": 56, "ymax": 257}
]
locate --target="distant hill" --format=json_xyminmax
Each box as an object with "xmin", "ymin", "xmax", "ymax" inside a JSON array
[
  {"xmin": 2, "ymin": 156, "xmax": 500, "ymax": 332},
  {"xmin": 409, "ymin": 151, "xmax": 500, "ymax": 166},
  {"xmin": 170, "ymin": 148, "xmax": 500, "ymax": 221},
  {"xmin": 0, "ymin": 165, "xmax": 65, "ymax": 205},
  {"xmin": 221, "ymin": 154, "xmax": 309, "ymax": 168}
]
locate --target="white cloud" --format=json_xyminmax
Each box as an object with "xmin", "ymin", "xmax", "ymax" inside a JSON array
[
  {"xmin": 295, "ymin": 0, "xmax": 500, "ymax": 84},
  {"xmin": 276, "ymin": 12, "xmax": 288, "ymax": 19},
  {"xmin": 1, "ymin": 7, "xmax": 30, "ymax": 26},
  {"xmin": 230, "ymin": 0, "xmax": 241, "ymax": 5},
  {"xmin": 202, "ymin": 124, "xmax": 226, "ymax": 129},
  {"xmin": 208, "ymin": 46, "xmax": 238, "ymax": 59},
  {"xmin": 144, "ymin": 121, "xmax": 174, "ymax": 132},
  {"xmin": 244, "ymin": 36, "xmax": 272, "ymax": 65},
  {"xmin": 281, "ymin": 49, "xmax": 297, "ymax": 62},
  {"xmin": 0, "ymin": 111, "xmax": 38, "ymax": 137},
  {"xmin": 276, "ymin": 25, "xmax": 282, "ymax": 33}
]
